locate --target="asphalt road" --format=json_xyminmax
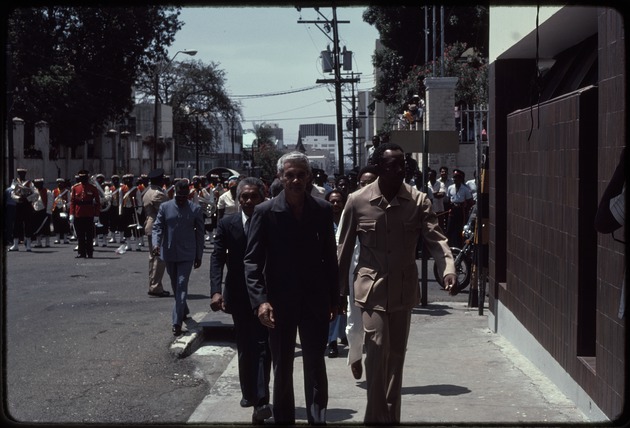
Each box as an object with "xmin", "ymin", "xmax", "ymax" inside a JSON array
[
  {"xmin": 2, "ymin": 236, "xmax": 471, "ymax": 424},
  {"xmin": 2, "ymin": 237, "xmax": 222, "ymax": 424}
]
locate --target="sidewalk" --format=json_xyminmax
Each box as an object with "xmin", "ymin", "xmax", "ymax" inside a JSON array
[{"xmin": 186, "ymin": 301, "xmax": 590, "ymax": 425}]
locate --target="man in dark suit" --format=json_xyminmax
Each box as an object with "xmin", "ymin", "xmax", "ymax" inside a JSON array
[
  {"xmin": 152, "ymin": 180, "xmax": 204, "ymax": 336},
  {"xmin": 210, "ymin": 177, "xmax": 271, "ymax": 424},
  {"xmin": 245, "ymin": 152, "xmax": 339, "ymax": 425}
]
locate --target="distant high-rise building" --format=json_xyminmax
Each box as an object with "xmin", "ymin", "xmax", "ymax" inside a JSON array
[{"xmin": 299, "ymin": 123, "xmax": 336, "ymax": 142}]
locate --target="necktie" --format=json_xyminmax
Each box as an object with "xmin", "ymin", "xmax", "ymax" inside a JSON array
[{"xmin": 244, "ymin": 219, "xmax": 250, "ymax": 235}]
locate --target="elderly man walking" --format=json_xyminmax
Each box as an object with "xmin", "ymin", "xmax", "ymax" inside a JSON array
[{"xmin": 245, "ymin": 152, "xmax": 339, "ymax": 425}]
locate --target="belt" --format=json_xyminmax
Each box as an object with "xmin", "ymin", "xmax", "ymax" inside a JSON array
[
  {"xmin": 74, "ymin": 200, "xmax": 94, "ymax": 206},
  {"xmin": 452, "ymin": 203, "xmax": 464, "ymax": 207}
]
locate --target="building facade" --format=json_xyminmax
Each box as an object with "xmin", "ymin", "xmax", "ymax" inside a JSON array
[{"xmin": 488, "ymin": 6, "xmax": 624, "ymax": 421}]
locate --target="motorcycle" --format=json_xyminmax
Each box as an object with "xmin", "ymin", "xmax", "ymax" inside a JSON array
[{"xmin": 433, "ymin": 205, "xmax": 476, "ymax": 290}]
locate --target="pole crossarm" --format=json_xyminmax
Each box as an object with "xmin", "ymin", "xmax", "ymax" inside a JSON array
[{"xmin": 316, "ymin": 78, "xmax": 360, "ymax": 84}]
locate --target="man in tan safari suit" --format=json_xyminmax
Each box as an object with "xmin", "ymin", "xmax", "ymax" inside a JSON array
[
  {"xmin": 143, "ymin": 168, "xmax": 170, "ymax": 297},
  {"xmin": 337, "ymin": 142, "xmax": 458, "ymax": 425}
]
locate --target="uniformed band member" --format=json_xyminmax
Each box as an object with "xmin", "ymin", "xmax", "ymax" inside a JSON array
[
  {"xmin": 93, "ymin": 173, "xmax": 110, "ymax": 247},
  {"xmin": 52, "ymin": 178, "xmax": 71, "ymax": 244},
  {"xmin": 69, "ymin": 169, "xmax": 100, "ymax": 258},
  {"xmin": 121, "ymin": 174, "xmax": 143, "ymax": 250},
  {"xmin": 107, "ymin": 175, "xmax": 123, "ymax": 244},
  {"xmin": 9, "ymin": 167, "xmax": 38, "ymax": 251},
  {"xmin": 32, "ymin": 178, "xmax": 53, "ymax": 248}
]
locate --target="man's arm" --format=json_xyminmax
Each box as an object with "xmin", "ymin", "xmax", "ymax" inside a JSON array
[
  {"xmin": 595, "ymin": 148, "xmax": 625, "ymax": 233},
  {"xmin": 209, "ymin": 218, "xmax": 227, "ymax": 311},
  {"xmin": 151, "ymin": 204, "xmax": 164, "ymax": 256},
  {"xmin": 337, "ymin": 194, "xmax": 358, "ymax": 298},
  {"xmin": 420, "ymin": 194, "xmax": 456, "ymax": 281},
  {"xmin": 193, "ymin": 205, "xmax": 204, "ymax": 268}
]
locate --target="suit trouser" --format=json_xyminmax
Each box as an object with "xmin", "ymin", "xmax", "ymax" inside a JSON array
[
  {"xmin": 165, "ymin": 260, "xmax": 193, "ymax": 326},
  {"xmin": 362, "ymin": 308, "xmax": 411, "ymax": 425},
  {"xmin": 232, "ymin": 307, "xmax": 271, "ymax": 407},
  {"xmin": 345, "ymin": 240, "xmax": 364, "ymax": 366},
  {"xmin": 269, "ymin": 302, "xmax": 329, "ymax": 425},
  {"xmin": 147, "ymin": 236, "xmax": 166, "ymax": 293},
  {"xmin": 74, "ymin": 217, "xmax": 95, "ymax": 257}
]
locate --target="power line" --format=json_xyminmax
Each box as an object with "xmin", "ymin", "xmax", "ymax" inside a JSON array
[{"xmin": 231, "ymin": 85, "xmax": 321, "ymax": 99}]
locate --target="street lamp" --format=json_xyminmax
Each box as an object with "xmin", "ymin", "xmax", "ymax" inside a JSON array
[
  {"xmin": 120, "ymin": 130, "xmax": 131, "ymax": 172},
  {"xmin": 106, "ymin": 128, "xmax": 118, "ymax": 175},
  {"xmin": 153, "ymin": 49, "xmax": 197, "ymax": 170}
]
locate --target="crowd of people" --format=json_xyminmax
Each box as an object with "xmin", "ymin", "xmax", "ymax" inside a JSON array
[
  {"xmin": 4, "ymin": 168, "xmax": 229, "ymax": 253},
  {"xmin": 5, "ymin": 145, "xmax": 477, "ymax": 425}
]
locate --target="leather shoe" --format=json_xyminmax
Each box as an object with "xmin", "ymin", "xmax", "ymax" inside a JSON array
[
  {"xmin": 172, "ymin": 325, "xmax": 182, "ymax": 336},
  {"xmin": 148, "ymin": 290, "xmax": 170, "ymax": 297},
  {"xmin": 252, "ymin": 404, "xmax": 272, "ymax": 423},
  {"xmin": 240, "ymin": 398, "xmax": 254, "ymax": 408},
  {"xmin": 351, "ymin": 360, "xmax": 363, "ymax": 380},
  {"xmin": 327, "ymin": 341, "xmax": 338, "ymax": 358}
]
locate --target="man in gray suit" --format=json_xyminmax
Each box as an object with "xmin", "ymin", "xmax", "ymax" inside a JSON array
[
  {"xmin": 143, "ymin": 168, "xmax": 170, "ymax": 297},
  {"xmin": 152, "ymin": 180, "xmax": 204, "ymax": 336}
]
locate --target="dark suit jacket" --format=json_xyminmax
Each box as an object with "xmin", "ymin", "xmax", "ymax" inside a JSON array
[
  {"xmin": 210, "ymin": 211, "xmax": 250, "ymax": 314},
  {"xmin": 245, "ymin": 190, "xmax": 338, "ymax": 315}
]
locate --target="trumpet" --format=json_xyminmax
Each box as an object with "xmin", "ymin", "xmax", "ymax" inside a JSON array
[
  {"xmin": 90, "ymin": 175, "xmax": 112, "ymax": 212},
  {"xmin": 11, "ymin": 179, "xmax": 34, "ymax": 198}
]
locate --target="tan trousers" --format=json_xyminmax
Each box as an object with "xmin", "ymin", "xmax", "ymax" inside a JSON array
[
  {"xmin": 148, "ymin": 235, "xmax": 166, "ymax": 293},
  {"xmin": 362, "ymin": 308, "xmax": 411, "ymax": 425}
]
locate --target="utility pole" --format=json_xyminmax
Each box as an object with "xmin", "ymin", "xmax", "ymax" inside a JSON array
[
  {"xmin": 351, "ymin": 73, "xmax": 357, "ymax": 168},
  {"xmin": 299, "ymin": 7, "xmax": 354, "ymax": 175}
]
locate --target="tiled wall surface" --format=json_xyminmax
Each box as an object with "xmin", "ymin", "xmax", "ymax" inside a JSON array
[{"xmin": 488, "ymin": 7, "xmax": 625, "ymax": 420}]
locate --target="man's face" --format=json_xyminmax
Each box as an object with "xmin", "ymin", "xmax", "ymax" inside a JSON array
[
  {"xmin": 239, "ymin": 184, "xmax": 264, "ymax": 217},
  {"xmin": 378, "ymin": 149, "xmax": 405, "ymax": 187},
  {"xmin": 280, "ymin": 161, "xmax": 311, "ymax": 197},
  {"xmin": 359, "ymin": 172, "xmax": 377, "ymax": 188},
  {"xmin": 175, "ymin": 193, "xmax": 188, "ymax": 207},
  {"xmin": 327, "ymin": 192, "xmax": 345, "ymax": 215},
  {"xmin": 440, "ymin": 169, "xmax": 448, "ymax": 180}
]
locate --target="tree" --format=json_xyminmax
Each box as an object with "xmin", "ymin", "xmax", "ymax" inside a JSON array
[
  {"xmin": 135, "ymin": 58, "xmax": 241, "ymax": 157},
  {"xmin": 363, "ymin": 5, "xmax": 488, "ymax": 108},
  {"xmin": 7, "ymin": 6, "xmax": 182, "ymax": 149},
  {"xmin": 251, "ymin": 123, "xmax": 282, "ymax": 181}
]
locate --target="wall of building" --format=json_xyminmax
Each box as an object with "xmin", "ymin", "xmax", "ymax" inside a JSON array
[{"xmin": 488, "ymin": 6, "xmax": 625, "ymax": 421}]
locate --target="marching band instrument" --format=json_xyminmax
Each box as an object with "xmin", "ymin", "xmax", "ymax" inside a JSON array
[
  {"xmin": 54, "ymin": 189, "xmax": 69, "ymax": 219},
  {"xmin": 11, "ymin": 179, "xmax": 34, "ymax": 198},
  {"xmin": 90, "ymin": 175, "xmax": 111, "ymax": 212}
]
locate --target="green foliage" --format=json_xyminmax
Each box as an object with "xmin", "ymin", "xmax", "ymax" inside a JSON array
[
  {"xmin": 252, "ymin": 123, "xmax": 282, "ymax": 181},
  {"xmin": 7, "ymin": 6, "xmax": 182, "ymax": 148},
  {"xmin": 399, "ymin": 42, "xmax": 488, "ymax": 108},
  {"xmin": 363, "ymin": 4, "xmax": 489, "ymax": 124}
]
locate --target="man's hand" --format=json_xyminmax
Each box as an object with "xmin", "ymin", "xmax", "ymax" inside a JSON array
[
  {"xmin": 210, "ymin": 293, "xmax": 225, "ymax": 312},
  {"xmin": 69, "ymin": 214, "xmax": 75, "ymax": 224},
  {"xmin": 194, "ymin": 258, "xmax": 202, "ymax": 269},
  {"xmin": 257, "ymin": 302, "xmax": 275, "ymax": 329},
  {"xmin": 151, "ymin": 247, "xmax": 160, "ymax": 257},
  {"xmin": 443, "ymin": 273, "xmax": 459, "ymax": 295},
  {"xmin": 329, "ymin": 305, "xmax": 339, "ymax": 322}
]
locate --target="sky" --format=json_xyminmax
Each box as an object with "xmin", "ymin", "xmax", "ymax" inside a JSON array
[{"xmin": 166, "ymin": 6, "xmax": 380, "ymax": 148}]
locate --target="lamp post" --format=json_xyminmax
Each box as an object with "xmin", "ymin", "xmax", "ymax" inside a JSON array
[
  {"xmin": 120, "ymin": 130, "xmax": 131, "ymax": 173},
  {"xmin": 106, "ymin": 129, "xmax": 118, "ymax": 175},
  {"xmin": 153, "ymin": 49, "xmax": 197, "ymax": 170}
]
